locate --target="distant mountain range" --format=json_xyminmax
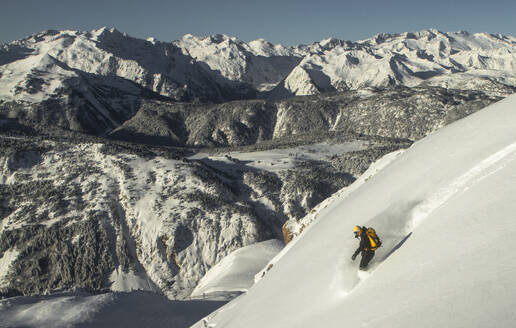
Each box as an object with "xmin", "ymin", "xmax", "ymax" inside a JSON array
[
  {"xmin": 1, "ymin": 27, "xmax": 515, "ymax": 138},
  {"xmin": 2, "ymin": 28, "xmax": 515, "ymax": 102}
]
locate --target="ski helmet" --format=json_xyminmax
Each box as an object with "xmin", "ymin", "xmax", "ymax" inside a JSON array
[{"xmin": 353, "ymin": 226, "xmax": 362, "ymax": 238}]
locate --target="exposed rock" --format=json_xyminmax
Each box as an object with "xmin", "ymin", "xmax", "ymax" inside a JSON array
[{"xmin": 282, "ymin": 221, "xmax": 296, "ymax": 244}]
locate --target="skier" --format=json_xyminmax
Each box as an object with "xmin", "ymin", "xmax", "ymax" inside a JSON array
[{"xmin": 351, "ymin": 225, "xmax": 381, "ymax": 270}]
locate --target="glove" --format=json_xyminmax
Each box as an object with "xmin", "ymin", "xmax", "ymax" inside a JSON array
[{"xmin": 351, "ymin": 254, "xmax": 357, "ymax": 261}]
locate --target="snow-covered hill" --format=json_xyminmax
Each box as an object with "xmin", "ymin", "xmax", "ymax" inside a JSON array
[
  {"xmin": 190, "ymin": 239, "xmax": 283, "ymax": 300},
  {"xmin": 194, "ymin": 94, "xmax": 516, "ymax": 327}
]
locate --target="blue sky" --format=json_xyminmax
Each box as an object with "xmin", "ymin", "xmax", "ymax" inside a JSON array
[{"xmin": 2, "ymin": 0, "xmax": 516, "ymax": 45}]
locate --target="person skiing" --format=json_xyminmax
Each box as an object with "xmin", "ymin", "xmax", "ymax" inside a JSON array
[{"xmin": 351, "ymin": 225, "xmax": 381, "ymax": 270}]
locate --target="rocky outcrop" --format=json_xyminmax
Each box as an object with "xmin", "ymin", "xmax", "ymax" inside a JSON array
[{"xmin": 282, "ymin": 220, "xmax": 297, "ymax": 244}]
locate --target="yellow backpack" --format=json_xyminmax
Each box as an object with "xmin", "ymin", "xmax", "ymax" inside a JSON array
[{"xmin": 366, "ymin": 227, "xmax": 382, "ymax": 251}]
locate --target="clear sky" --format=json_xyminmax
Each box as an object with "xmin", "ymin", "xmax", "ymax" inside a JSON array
[{"xmin": 2, "ymin": 0, "xmax": 516, "ymax": 46}]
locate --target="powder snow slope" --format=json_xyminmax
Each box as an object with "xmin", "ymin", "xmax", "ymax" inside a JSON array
[{"xmin": 195, "ymin": 94, "xmax": 516, "ymax": 328}]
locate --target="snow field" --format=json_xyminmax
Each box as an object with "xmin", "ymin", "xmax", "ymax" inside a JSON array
[
  {"xmin": 332, "ymin": 136, "xmax": 516, "ymax": 297},
  {"xmin": 189, "ymin": 141, "xmax": 368, "ymax": 174}
]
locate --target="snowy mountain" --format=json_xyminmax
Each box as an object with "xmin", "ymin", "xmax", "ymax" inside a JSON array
[
  {"xmin": 1, "ymin": 27, "xmax": 515, "ymax": 138},
  {"xmin": 173, "ymin": 34, "xmax": 302, "ymax": 92},
  {"xmin": 0, "ymin": 28, "xmax": 258, "ymax": 134},
  {"xmin": 0, "ymin": 27, "xmax": 253, "ymax": 103},
  {"xmin": 2, "ymin": 28, "xmax": 515, "ymax": 104},
  {"xmin": 193, "ymin": 93, "xmax": 516, "ymax": 328},
  {"xmin": 170, "ymin": 29, "xmax": 516, "ymax": 98},
  {"xmin": 1, "ymin": 28, "xmax": 515, "ymax": 137},
  {"xmin": 275, "ymin": 30, "xmax": 516, "ymax": 97}
]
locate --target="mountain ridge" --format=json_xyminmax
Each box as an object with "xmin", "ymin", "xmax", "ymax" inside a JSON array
[
  {"xmin": 2, "ymin": 27, "xmax": 515, "ymax": 139},
  {"xmin": 2, "ymin": 27, "xmax": 515, "ymax": 101}
]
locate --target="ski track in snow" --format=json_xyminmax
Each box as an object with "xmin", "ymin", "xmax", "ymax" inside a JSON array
[
  {"xmin": 334, "ymin": 140, "xmax": 516, "ymax": 296},
  {"xmin": 408, "ymin": 141, "xmax": 516, "ymax": 232}
]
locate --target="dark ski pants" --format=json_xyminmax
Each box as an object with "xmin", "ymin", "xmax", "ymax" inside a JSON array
[{"xmin": 360, "ymin": 250, "xmax": 375, "ymax": 270}]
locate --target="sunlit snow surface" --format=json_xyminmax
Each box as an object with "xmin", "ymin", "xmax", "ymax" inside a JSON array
[
  {"xmin": 191, "ymin": 239, "xmax": 284, "ymax": 299},
  {"xmin": 194, "ymin": 94, "xmax": 516, "ymax": 328}
]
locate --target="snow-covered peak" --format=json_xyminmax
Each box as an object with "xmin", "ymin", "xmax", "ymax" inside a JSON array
[
  {"xmin": 173, "ymin": 32, "xmax": 301, "ymax": 91},
  {"xmin": 91, "ymin": 26, "xmax": 119, "ymax": 38},
  {"xmin": 0, "ymin": 26, "xmax": 238, "ymax": 103},
  {"xmin": 177, "ymin": 33, "xmax": 241, "ymax": 47},
  {"xmin": 247, "ymin": 38, "xmax": 274, "ymax": 55},
  {"xmin": 365, "ymin": 28, "xmax": 444, "ymax": 43},
  {"xmin": 318, "ymin": 37, "xmax": 340, "ymax": 48},
  {"xmin": 146, "ymin": 37, "xmax": 158, "ymax": 44},
  {"xmin": 175, "ymin": 32, "xmax": 298, "ymax": 58},
  {"xmin": 316, "ymin": 37, "xmax": 353, "ymax": 51},
  {"xmin": 209, "ymin": 33, "xmax": 238, "ymax": 44},
  {"xmin": 361, "ymin": 29, "xmax": 516, "ymax": 51},
  {"xmin": 247, "ymin": 38, "xmax": 294, "ymax": 57}
]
